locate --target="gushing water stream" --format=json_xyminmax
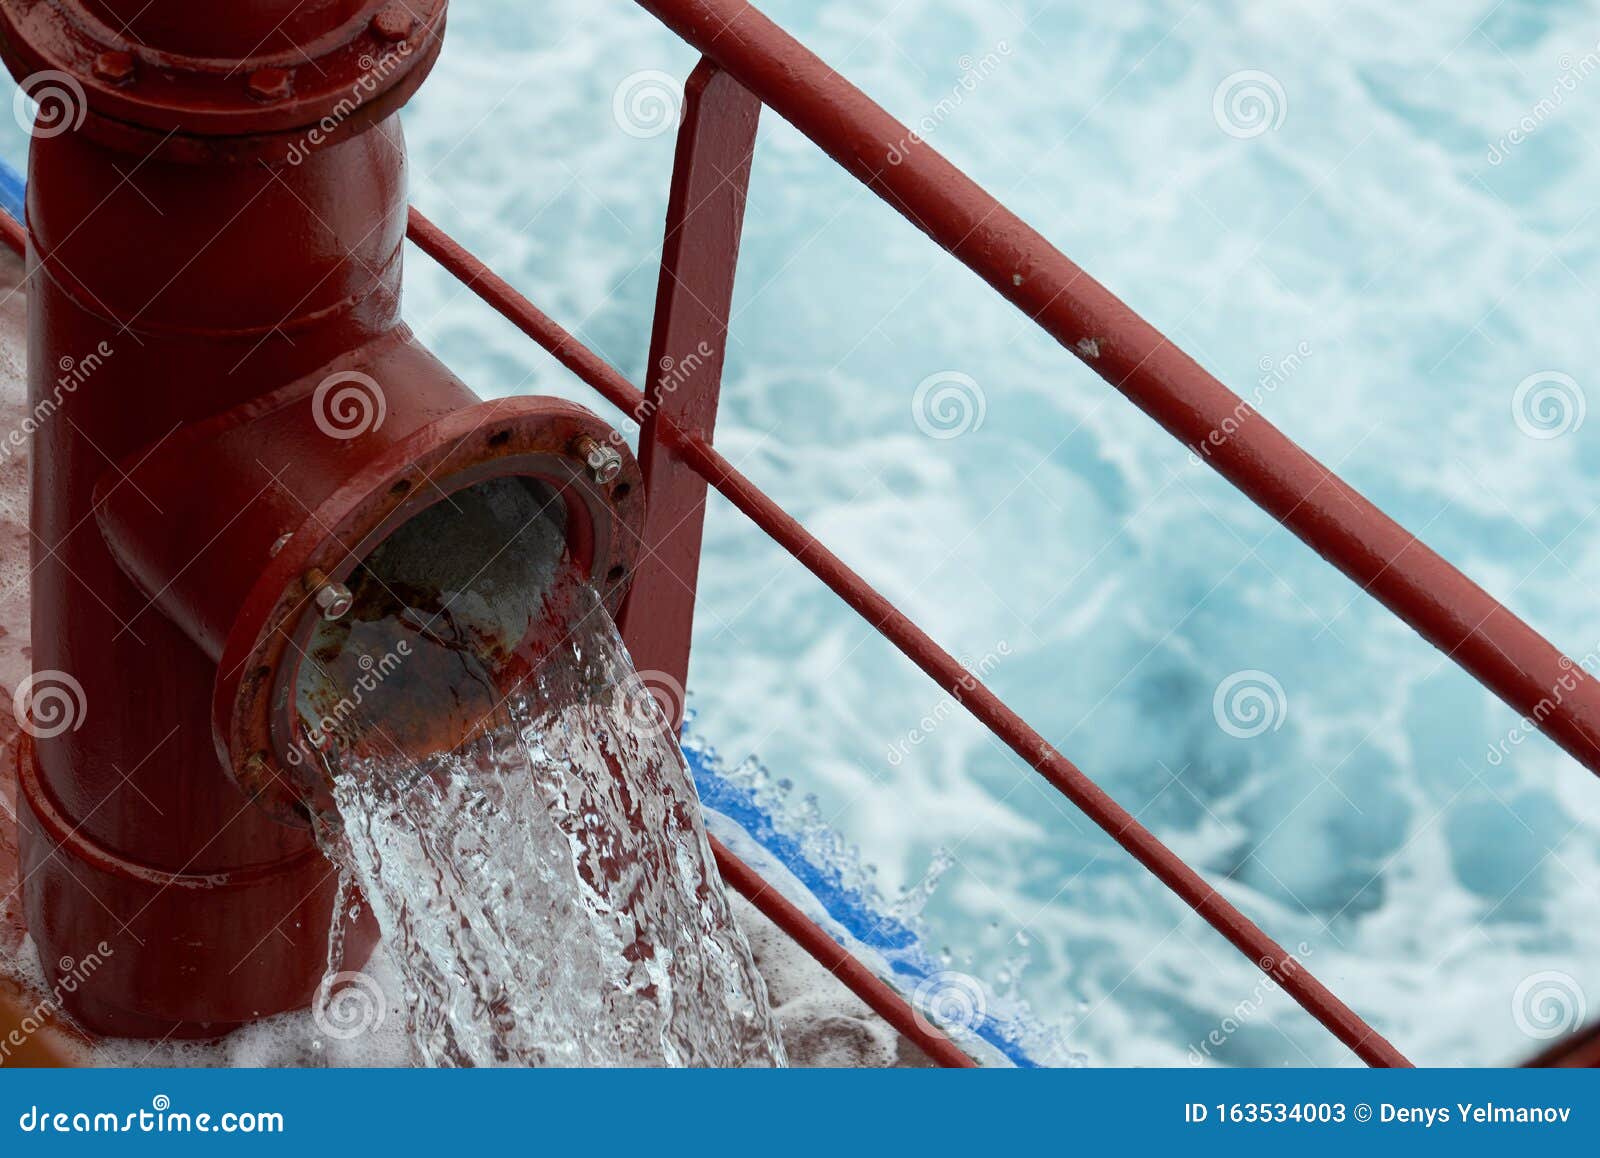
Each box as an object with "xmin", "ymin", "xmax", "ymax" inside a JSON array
[{"xmin": 293, "ymin": 483, "xmax": 785, "ymax": 1066}]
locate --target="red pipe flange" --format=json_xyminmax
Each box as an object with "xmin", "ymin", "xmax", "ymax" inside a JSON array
[
  {"xmin": 0, "ymin": 0, "xmax": 447, "ymax": 162},
  {"xmin": 92, "ymin": 332, "xmax": 643, "ymax": 825}
]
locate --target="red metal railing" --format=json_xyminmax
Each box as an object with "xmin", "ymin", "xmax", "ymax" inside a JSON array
[
  {"xmin": 410, "ymin": 195, "xmax": 1410, "ymax": 1068},
  {"xmin": 413, "ymin": 0, "xmax": 1600, "ymax": 1067}
]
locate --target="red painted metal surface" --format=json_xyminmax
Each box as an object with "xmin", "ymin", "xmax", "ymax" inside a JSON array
[
  {"xmin": 0, "ymin": 0, "xmax": 639, "ymax": 1036},
  {"xmin": 14, "ymin": 88, "xmax": 406, "ymax": 1038},
  {"xmin": 405, "ymin": 207, "xmax": 1408, "ymax": 1068},
  {"xmin": 0, "ymin": 0, "xmax": 448, "ymax": 162},
  {"xmin": 0, "ymin": 204, "xmax": 20, "ymax": 254},
  {"xmin": 618, "ymin": 60, "xmax": 760, "ymax": 722},
  {"xmin": 632, "ymin": 0, "xmax": 1600, "ymax": 785},
  {"xmin": 1527, "ymin": 1024, "xmax": 1600, "ymax": 1068}
]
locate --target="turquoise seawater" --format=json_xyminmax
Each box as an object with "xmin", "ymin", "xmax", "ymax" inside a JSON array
[{"xmin": 8, "ymin": 0, "xmax": 1600, "ymax": 1066}]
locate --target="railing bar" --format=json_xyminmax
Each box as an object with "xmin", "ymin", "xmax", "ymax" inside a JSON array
[
  {"xmin": 669, "ymin": 421, "xmax": 1410, "ymax": 1068},
  {"xmin": 632, "ymin": 0, "xmax": 1600, "ymax": 783},
  {"xmin": 405, "ymin": 207, "xmax": 1410, "ymax": 1067},
  {"xmin": 710, "ymin": 835, "xmax": 978, "ymax": 1068},
  {"xmin": 0, "ymin": 209, "xmax": 25, "ymax": 257},
  {"xmin": 406, "ymin": 209, "xmax": 649, "ymax": 424},
  {"xmin": 620, "ymin": 59, "xmax": 761, "ymax": 716}
]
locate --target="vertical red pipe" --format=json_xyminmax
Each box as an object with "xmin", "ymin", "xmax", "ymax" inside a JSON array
[
  {"xmin": 17, "ymin": 118, "xmax": 406, "ymax": 1037},
  {"xmin": 0, "ymin": 0, "xmax": 439, "ymax": 1036},
  {"xmin": 620, "ymin": 60, "xmax": 760, "ymax": 719}
]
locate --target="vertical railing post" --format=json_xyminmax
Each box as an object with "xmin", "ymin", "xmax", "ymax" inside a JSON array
[{"xmin": 619, "ymin": 59, "xmax": 761, "ymax": 724}]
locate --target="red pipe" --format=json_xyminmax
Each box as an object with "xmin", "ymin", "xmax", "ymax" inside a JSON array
[
  {"xmin": 629, "ymin": 0, "xmax": 1600, "ymax": 781},
  {"xmin": 80, "ymin": 0, "xmax": 371, "ymax": 57},
  {"xmin": 12, "ymin": 90, "xmax": 412, "ymax": 1039},
  {"xmin": 0, "ymin": 0, "xmax": 642, "ymax": 1037},
  {"xmin": 406, "ymin": 208, "xmax": 1410, "ymax": 1067}
]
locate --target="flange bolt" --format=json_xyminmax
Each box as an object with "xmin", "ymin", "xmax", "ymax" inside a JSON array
[
  {"xmin": 576, "ymin": 436, "xmax": 624, "ymax": 485},
  {"xmin": 307, "ymin": 570, "xmax": 354, "ymax": 621},
  {"xmin": 371, "ymin": 3, "xmax": 416, "ymax": 42},
  {"xmin": 93, "ymin": 52, "xmax": 137, "ymax": 86},
  {"xmin": 246, "ymin": 67, "xmax": 293, "ymax": 102}
]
